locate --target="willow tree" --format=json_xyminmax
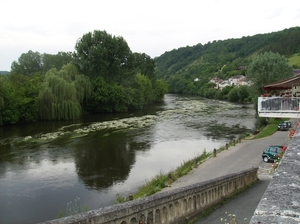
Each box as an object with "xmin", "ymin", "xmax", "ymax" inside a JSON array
[{"xmin": 38, "ymin": 64, "xmax": 92, "ymax": 120}]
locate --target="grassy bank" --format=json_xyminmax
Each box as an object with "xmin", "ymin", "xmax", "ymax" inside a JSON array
[{"xmin": 252, "ymin": 118, "xmax": 285, "ymax": 139}]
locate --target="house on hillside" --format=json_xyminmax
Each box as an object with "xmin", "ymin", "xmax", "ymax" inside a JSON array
[
  {"xmin": 210, "ymin": 75, "xmax": 250, "ymax": 90},
  {"xmin": 210, "ymin": 77, "xmax": 230, "ymax": 90},
  {"xmin": 218, "ymin": 80, "xmax": 231, "ymax": 89},
  {"xmin": 229, "ymin": 75, "xmax": 247, "ymax": 86}
]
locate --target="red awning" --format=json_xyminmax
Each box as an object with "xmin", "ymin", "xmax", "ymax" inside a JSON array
[{"xmin": 262, "ymin": 74, "xmax": 300, "ymax": 90}]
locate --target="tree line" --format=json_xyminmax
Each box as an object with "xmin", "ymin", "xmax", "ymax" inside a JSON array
[
  {"xmin": 0, "ymin": 30, "xmax": 168, "ymax": 125},
  {"xmin": 1, "ymin": 28, "xmax": 298, "ymax": 126}
]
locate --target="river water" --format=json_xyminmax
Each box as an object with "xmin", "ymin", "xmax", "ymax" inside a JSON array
[{"xmin": 0, "ymin": 94, "xmax": 255, "ymax": 223}]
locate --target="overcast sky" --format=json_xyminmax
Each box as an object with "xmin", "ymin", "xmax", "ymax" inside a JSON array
[{"xmin": 0, "ymin": 0, "xmax": 299, "ymax": 71}]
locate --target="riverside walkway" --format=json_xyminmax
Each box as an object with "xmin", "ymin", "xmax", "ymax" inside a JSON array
[{"xmin": 159, "ymin": 122, "xmax": 292, "ymax": 223}]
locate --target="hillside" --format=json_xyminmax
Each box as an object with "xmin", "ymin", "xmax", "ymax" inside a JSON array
[
  {"xmin": 154, "ymin": 27, "xmax": 300, "ymax": 84},
  {"xmin": 0, "ymin": 71, "xmax": 9, "ymax": 75}
]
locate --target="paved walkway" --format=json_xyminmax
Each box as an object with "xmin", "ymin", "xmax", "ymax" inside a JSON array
[
  {"xmin": 158, "ymin": 124, "xmax": 293, "ymax": 223},
  {"xmin": 194, "ymin": 170, "xmax": 272, "ymax": 224}
]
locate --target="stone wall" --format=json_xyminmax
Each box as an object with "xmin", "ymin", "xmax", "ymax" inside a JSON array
[
  {"xmin": 42, "ymin": 167, "xmax": 258, "ymax": 224},
  {"xmin": 250, "ymin": 127, "xmax": 300, "ymax": 223}
]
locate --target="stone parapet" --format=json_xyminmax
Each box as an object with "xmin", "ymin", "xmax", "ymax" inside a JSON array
[
  {"xmin": 41, "ymin": 167, "xmax": 258, "ymax": 224},
  {"xmin": 250, "ymin": 127, "xmax": 300, "ymax": 223}
]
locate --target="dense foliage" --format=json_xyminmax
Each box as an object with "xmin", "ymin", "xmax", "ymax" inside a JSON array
[
  {"xmin": 38, "ymin": 64, "xmax": 93, "ymax": 120},
  {"xmin": 73, "ymin": 30, "xmax": 134, "ymax": 82},
  {"xmin": 246, "ymin": 52, "xmax": 294, "ymax": 96},
  {"xmin": 11, "ymin": 51, "xmax": 73, "ymax": 75},
  {"xmin": 0, "ymin": 30, "xmax": 167, "ymax": 125},
  {"xmin": 155, "ymin": 27, "xmax": 300, "ymax": 102}
]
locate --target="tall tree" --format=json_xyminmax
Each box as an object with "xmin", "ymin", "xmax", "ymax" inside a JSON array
[
  {"xmin": 133, "ymin": 53, "xmax": 157, "ymax": 86},
  {"xmin": 246, "ymin": 51, "xmax": 294, "ymax": 96},
  {"xmin": 11, "ymin": 50, "xmax": 43, "ymax": 76},
  {"xmin": 73, "ymin": 30, "xmax": 134, "ymax": 82}
]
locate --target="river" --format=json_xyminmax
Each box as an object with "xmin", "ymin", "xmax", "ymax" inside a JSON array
[{"xmin": 0, "ymin": 94, "xmax": 256, "ymax": 224}]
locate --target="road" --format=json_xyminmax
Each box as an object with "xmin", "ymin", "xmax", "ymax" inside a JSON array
[
  {"xmin": 161, "ymin": 128, "xmax": 290, "ymax": 191},
  {"xmin": 160, "ymin": 120, "xmax": 295, "ymax": 223}
]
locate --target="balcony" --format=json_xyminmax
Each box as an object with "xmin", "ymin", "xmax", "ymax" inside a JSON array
[{"xmin": 258, "ymin": 96, "xmax": 300, "ymax": 118}]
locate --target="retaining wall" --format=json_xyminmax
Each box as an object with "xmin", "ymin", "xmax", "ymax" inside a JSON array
[
  {"xmin": 42, "ymin": 167, "xmax": 258, "ymax": 224},
  {"xmin": 250, "ymin": 126, "xmax": 300, "ymax": 223}
]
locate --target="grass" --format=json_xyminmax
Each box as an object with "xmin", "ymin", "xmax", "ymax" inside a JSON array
[
  {"xmin": 131, "ymin": 152, "xmax": 212, "ymax": 200},
  {"xmin": 253, "ymin": 118, "xmax": 285, "ymax": 139},
  {"xmin": 288, "ymin": 53, "xmax": 300, "ymax": 68}
]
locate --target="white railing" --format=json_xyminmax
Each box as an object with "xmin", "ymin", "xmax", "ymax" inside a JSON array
[{"xmin": 258, "ymin": 97, "xmax": 300, "ymax": 118}]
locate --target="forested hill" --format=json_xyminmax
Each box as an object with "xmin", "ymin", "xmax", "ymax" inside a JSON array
[{"xmin": 154, "ymin": 26, "xmax": 300, "ymax": 82}]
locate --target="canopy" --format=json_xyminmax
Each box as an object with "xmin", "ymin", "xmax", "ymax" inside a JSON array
[{"xmin": 262, "ymin": 74, "xmax": 300, "ymax": 90}]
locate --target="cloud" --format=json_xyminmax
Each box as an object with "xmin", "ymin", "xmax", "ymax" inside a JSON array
[{"xmin": 0, "ymin": 0, "xmax": 299, "ymax": 71}]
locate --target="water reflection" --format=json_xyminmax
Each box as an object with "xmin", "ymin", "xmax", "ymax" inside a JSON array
[{"xmin": 74, "ymin": 131, "xmax": 151, "ymax": 190}]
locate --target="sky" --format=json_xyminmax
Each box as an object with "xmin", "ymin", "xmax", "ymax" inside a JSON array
[{"xmin": 0, "ymin": 0, "xmax": 299, "ymax": 71}]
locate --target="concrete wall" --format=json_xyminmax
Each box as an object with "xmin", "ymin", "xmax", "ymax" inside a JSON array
[
  {"xmin": 250, "ymin": 127, "xmax": 300, "ymax": 223},
  {"xmin": 42, "ymin": 168, "xmax": 258, "ymax": 224}
]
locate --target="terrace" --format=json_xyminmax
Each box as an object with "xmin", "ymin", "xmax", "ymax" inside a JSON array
[
  {"xmin": 258, "ymin": 96, "xmax": 300, "ymax": 118},
  {"xmin": 258, "ymin": 74, "xmax": 300, "ymax": 118}
]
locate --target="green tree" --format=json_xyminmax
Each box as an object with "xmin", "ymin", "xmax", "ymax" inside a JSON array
[
  {"xmin": 0, "ymin": 75, "xmax": 24, "ymax": 124},
  {"xmin": 132, "ymin": 73, "xmax": 153, "ymax": 105},
  {"xmin": 237, "ymin": 85, "xmax": 250, "ymax": 103},
  {"xmin": 38, "ymin": 64, "xmax": 92, "ymax": 120},
  {"xmin": 10, "ymin": 72, "xmax": 42, "ymax": 121},
  {"xmin": 204, "ymin": 88, "xmax": 217, "ymax": 99},
  {"xmin": 168, "ymin": 75, "xmax": 189, "ymax": 94},
  {"xmin": 133, "ymin": 53, "xmax": 157, "ymax": 86},
  {"xmin": 43, "ymin": 52, "xmax": 74, "ymax": 71},
  {"xmin": 228, "ymin": 87, "xmax": 239, "ymax": 102},
  {"xmin": 11, "ymin": 50, "xmax": 43, "ymax": 76},
  {"xmin": 246, "ymin": 51, "xmax": 294, "ymax": 96},
  {"xmin": 0, "ymin": 72, "xmax": 42, "ymax": 124},
  {"xmin": 87, "ymin": 77, "xmax": 130, "ymax": 113},
  {"xmin": 74, "ymin": 30, "xmax": 134, "ymax": 82},
  {"xmin": 153, "ymin": 79, "xmax": 168, "ymax": 101}
]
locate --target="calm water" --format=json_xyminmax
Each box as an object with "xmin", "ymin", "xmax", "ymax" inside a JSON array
[{"xmin": 0, "ymin": 94, "xmax": 255, "ymax": 223}]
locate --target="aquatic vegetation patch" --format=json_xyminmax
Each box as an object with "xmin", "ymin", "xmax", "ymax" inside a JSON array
[{"xmin": 2, "ymin": 115, "xmax": 159, "ymax": 146}]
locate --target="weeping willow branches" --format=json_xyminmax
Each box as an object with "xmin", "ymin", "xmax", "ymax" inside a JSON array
[{"xmin": 38, "ymin": 64, "xmax": 92, "ymax": 120}]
